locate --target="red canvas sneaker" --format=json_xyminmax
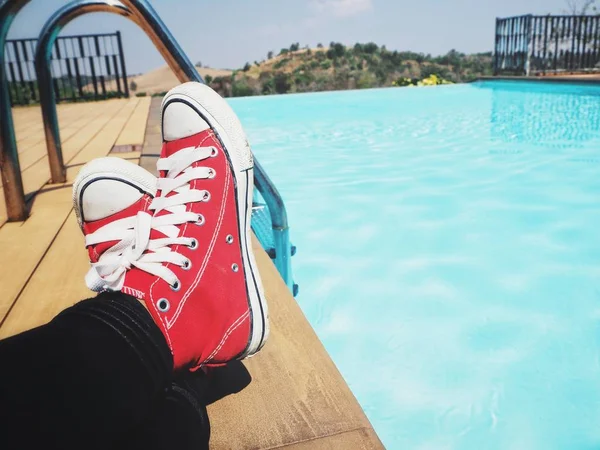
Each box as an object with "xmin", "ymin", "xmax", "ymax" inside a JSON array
[
  {"xmin": 73, "ymin": 157, "xmax": 157, "ymax": 294},
  {"xmin": 119, "ymin": 82, "xmax": 269, "ymax": 370}
]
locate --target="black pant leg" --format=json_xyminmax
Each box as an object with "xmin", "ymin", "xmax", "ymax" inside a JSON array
[
  {"xmin": 118, "ymin": 377, "xmax": 211, "ymax": 450},
  {"xmin": 0, "ymin": 292, "xmax": 173, "ymax": 450}
]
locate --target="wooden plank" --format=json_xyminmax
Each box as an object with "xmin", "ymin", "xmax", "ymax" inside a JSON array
[
  {"xmin": 12, "ymin": 102, "xmax": 85, "ymax": 143},
  {"xmin": 206, "ymin": 236, "xmax": 383, "ymax": 450},
  {"xmin": 19, "ymin": 99, "xmax": 132, "ymax": 196},
  {"xmin": 115, "ymin": 96, "xmax": 151, "ymax": 146},
  {"xmin": 17, "ymin": 100, "xmax": 127, "ymax": 172},
  {"xmin": 0, "ymin": 186, "xmax": 73, "ymax": 323},
  {"xmin": 0, "ymin": 100, "xmax": 132, "ymax": 228},
  {"xmin": 277, "ymin": 428, "xmax": 382, "ymax": 449},
  {"xmin": 16, "ymin": 102, "xmax": 99, "ymax": 156},
  {"xmin": 0, "ymin": 100, "xmax": 143, "ymax": 325},
  {"xmin": 109, "ymin": 151, "xmax": 142, "ymax": 160},
  {"xmin": 0, "ymin": 211, "xmax": 95, "ymax": 338}
]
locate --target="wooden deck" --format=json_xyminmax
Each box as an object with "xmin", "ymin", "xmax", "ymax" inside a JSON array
[{"xmin": 0, "ymin": 99, "xmax": 383, "ymax": 449}]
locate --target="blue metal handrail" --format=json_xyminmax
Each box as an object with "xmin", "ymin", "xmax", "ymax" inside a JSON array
[
  {"xmin": 11, "ymin": 0, "xmax": 294, "ymax": 289},
  {"xmin": 34, "ymin": 0, "xmax": 138, "ymax": 184},
  {"xmin": 0, "ymin": 0, "xmax": 28, "ymax": 221}
]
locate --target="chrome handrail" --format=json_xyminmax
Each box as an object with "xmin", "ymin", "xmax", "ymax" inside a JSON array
[
  {"xmin": 32, "ymin": 0, "xmax": 294, "ymax": 289},
  {"xmin": 0, "ymin": 0, "xmax": 28, "ymax": 221}
]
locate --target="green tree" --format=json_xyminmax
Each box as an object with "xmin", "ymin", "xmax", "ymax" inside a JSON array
[
  {"xmin": 129, "ymin": 80, "xmax": 137, "ymax": 92},
  {"xmin": 232, "ymin": 80, "xmax": 254, "ymax": 97},
  {"xmin": 320, "ymin": 60, "xmax": 332, "ymax": 70},
  {"xmin": 317, "ymin": 43, "xmax": 324, "ymax": 48},
  {"xmin": 204, "ymin": 75, "xmax": 213, "ymax": 84},
  {"xmin": 274, "ymin": 73, "xmax": 291, "ymax": 94},
  {"xmin": 243, "ymin": 62, "xmax": 251, "ymax": 72},
  {"xmin": 363, "ymin": 42, "xmax": 379, "ymax": 54},
  {"xmin": 267, "ymin": 51, "xmax": 274, "ymax": 59},
  {"xmin": 290, "ymin": 42, "xmax": 300, "ymax": 52}
]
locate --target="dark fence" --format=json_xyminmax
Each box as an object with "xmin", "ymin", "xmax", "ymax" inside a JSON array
[
  {"xmin": 4, "ymin": 31, "xmax": 129, "ymax": 106},
  {"xmin": 494, "ymin": 14, "xmax": 600, "ymax": 75}
]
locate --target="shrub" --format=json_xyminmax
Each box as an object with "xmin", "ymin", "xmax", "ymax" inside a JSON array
[
  {"xmin": 320, "ymin": 60, "xmax": 332, "ymax": 70},
  {"xmin": 356, "ymin": 72, "xmax": 376, "ymax": 89},
  {"xmin": 135, "ymin": 92, "xmax": 147, "ymax": 97},
  {"xmin": 273, "ymin": 58, "xmax": 290, "ymax": 69},
  {"xmin": 204, "ymin": 75, "xmax": 213, "ymax": 84},
  {"xmin": 273, "ymin": 73, "xmax": 291, "ymax": 94},
  {"xmin": 129, "ymin": 80, "xmax": 137, "ymax": 91},
  {"xmin": 232, "ymin": 80, "xmax": 254, "ymax": 97}
]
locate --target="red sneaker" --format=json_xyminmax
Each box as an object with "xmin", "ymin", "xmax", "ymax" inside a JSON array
[
  {"xmin": 73, "ymin": 157, "xmax": 157, "ymax": 294},
  {"xmin": 120, "ymin": 82, "xmax": 269, "ymax": 370}
]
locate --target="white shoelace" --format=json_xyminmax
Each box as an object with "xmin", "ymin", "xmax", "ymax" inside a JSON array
[{"xmin": 85, "ymin": 145, "xmax": 216, "ymax": 292}]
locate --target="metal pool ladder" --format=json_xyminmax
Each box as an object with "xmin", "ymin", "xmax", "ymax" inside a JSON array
[{"xmin": 0, "ymin": 0, "xmax": 297, "ymax": 295}]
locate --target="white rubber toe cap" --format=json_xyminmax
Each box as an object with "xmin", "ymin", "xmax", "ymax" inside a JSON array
[
  {"xmin": 162, "ymin": 101, "xmax": 210, "ymax": 142},
  {"xmin": 73, "ymin": 157, "xmax": 157, "ymax": 226}
]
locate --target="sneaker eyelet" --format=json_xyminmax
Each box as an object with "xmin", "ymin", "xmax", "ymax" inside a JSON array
[
  {"xmin": 231, "ymin": 263, "xmax": 239, "ymax": 273},
  {"xmin": 170, "ymin": 280, "xmax": 181, "ymax": 292},
  {"xmin": 208, "ymin": 169, "xmax": 216, "ymax": 179},
  {"xmin": 196, "ymin": 214, "xmax": 205, "ymax": 226},
  {"xmin": 203, "ymin": 191, "xmax": 211, "ymax": 202},
  {"xmin": 210, "ymin": 147, "xmax": 218, "ymax": 157},
  {"xmin": 157, "ymin": 298, "xmax": 170, "ymax": 312},
  {"xmin": 182, "ymin": 259, "xmax": 192, "ymax": 271},
  {"xmin": 226, "ymin": 235, "xmax": 234, "ymax": 244},
  {"xmin": 188, "ymin": 238, "xmax": 199, "ymax": 250}
]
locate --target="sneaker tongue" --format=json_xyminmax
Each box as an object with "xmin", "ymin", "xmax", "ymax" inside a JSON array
[{"xmin": 162, "ymin": 131, "xmax": 212, "ymax": 158}]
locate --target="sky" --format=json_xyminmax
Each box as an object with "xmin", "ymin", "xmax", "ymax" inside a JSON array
[{"xmin": 8, "ymin": 0, "xmax": 581, "ymax": 74}]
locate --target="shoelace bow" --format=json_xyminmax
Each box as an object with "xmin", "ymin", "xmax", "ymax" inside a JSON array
[{"xmin": 85, "ymin": 145, "xmax": 216, "ymax": 292}]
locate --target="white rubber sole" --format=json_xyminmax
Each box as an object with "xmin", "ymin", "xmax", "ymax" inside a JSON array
[
  {"xmin": 162, "ymin": 82, "xmax": 269, "ymax": 358},
  {"xmin": 72, "ymin": 157, "xmax": 157, "ymax": 228}
]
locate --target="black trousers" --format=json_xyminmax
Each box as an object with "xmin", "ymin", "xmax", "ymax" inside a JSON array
[{"xmin": 0, "ymin": 292, "xmax": 210, "ymax": 450}]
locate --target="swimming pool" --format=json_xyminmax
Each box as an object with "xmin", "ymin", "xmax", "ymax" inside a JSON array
[{"xmin": 230, "ymin": 81, "xmax": 600, "ymax": 450}]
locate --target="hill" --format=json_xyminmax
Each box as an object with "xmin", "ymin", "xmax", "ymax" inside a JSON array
[
  {"xmin": 128, "ymin": 43, "xmax": 493, "ymax": 98},
  {"xmin": 128, "ymin": 65, "xmax": 232, "ymax": 95},
  {"xmin": 207, "ymin": 43, "xmax": 493, "ymax": 97}
]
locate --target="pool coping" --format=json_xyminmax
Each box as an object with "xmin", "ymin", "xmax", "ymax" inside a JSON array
[{"xmin": 476, "ymin": 75, "xmax": 600, "ymax": 85}]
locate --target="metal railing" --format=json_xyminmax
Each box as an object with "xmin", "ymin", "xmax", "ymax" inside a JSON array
[
  {"xmin": 5, "ymin": 32, "xmax": 128, "ymax": 106},
  {"xmin": 0, "ymin": 0, "xmax": 294, "ymax": 291},
  {"xmin": 494, "ymin": 14, "xmax": 600, "ymax": 75},
  {"xmin": 0, "ymin": 0, "xmax": 28, "ymax": 221}
]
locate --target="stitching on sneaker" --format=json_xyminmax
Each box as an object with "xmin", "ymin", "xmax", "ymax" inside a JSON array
[
  {"xmin": 167, "ymin": 135, "xmax": 230, "ymax": 329},
  {"xmin": 203, "ymin": 309, "xmax": 250, "ymax": 364}
]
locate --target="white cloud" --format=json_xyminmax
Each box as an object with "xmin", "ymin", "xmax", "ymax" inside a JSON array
[{"xmin": 310, "ymin": 0, "xmax": 373, "ymax": 18}]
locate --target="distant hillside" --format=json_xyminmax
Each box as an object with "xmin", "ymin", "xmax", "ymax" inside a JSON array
[
  {"xmin": 206, "ymin": 43, "xmax": 493, "ymax": 98},
  {"xmin": 128, "ymin": 43, "xmax": 493, "ymax": 98},
  {"xmin": 128, "ymin": 65, "xmax": 232, "ymax": 95}
]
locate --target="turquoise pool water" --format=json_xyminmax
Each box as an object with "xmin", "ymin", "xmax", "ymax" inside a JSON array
[{"xmin": 230, "ymin": 81, "xmax": 600, "ymax": 449}]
